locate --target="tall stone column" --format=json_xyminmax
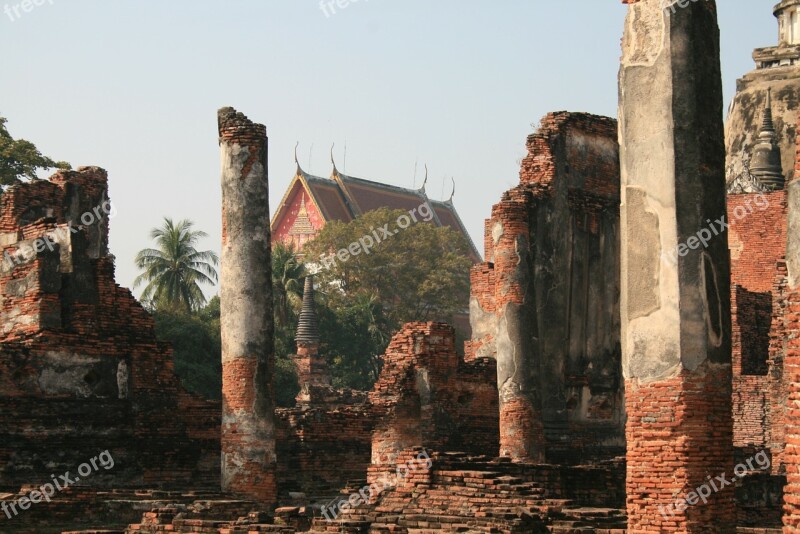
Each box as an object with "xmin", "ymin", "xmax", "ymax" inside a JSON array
[
  {"xmin": 619, "ymin": 1, "xmax": 733, "ymax": 531},
  {"xmin": 492, "ymin": 188, "xmax": 545, "ymax": 462},
  {"xmin": 218, "ymin": 107, "xmax": 276, "ymax": 505}
]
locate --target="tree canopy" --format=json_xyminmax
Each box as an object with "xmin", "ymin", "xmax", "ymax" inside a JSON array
[
  {"xmin": 153, "ymin": 296, "xmax": 221, "ymax": 399},
  {"xmin": 304, "ymin": 207, "xmax": 472, "ymax": 328},
  {"xmin": 0, "ymin": 116, "xmax": 71, "ymax": 187},
  {"xmin": 304, "ymin": 207, "xmax": 472, "ymax": 388},
  {"xmin": 147, "ymin": 209, "xmax": 473, "ymax": 404}
]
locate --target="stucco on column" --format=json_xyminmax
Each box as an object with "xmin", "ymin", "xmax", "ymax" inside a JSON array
[
  {"xmin": 619, "ymin": 0, "xmax": 733, "ymax": 530},
  {"xmin": 218, "ymin": 107, "xmax": 276, "ymax": 505}
]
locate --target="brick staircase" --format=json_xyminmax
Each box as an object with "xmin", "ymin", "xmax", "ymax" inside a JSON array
[{"xmin": 306, "ymin": 453, "xmax": 627, "ymax": 533}]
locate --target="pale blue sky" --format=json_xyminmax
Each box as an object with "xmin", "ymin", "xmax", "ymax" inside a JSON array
[{"xmin": 0, "ymin": 1, "xmax": 776, "ymax": 297}]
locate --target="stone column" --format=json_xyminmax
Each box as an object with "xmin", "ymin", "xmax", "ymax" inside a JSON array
[
  {"xmin": 619, "ymin": 1, "xmax": 733, "ymax": 531},
  {"xmin": 218, "ymin": 107, "xmax": 276, "ymax": 505},
  {"xmin": 492, "ymin": 189, "xmax": 545, "ymax": 462}
]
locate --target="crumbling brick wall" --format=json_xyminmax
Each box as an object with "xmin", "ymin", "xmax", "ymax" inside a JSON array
[
  {"xmin": 0, "ymin": 168, "xmax": 220, "ymax": 490},
  {"xmin": 781, "ymin": 124, "xmax": 800, "ymax": 531},
  {"xmin": 369, "ymin": 322, "xmax": 498, "ymax": 481},
  {"xmin": 274, "ymin": 322, "xmax": 497, "ymax": 498},
  {"xmin": 728, "ymin": 190, "xmax": 789, "ymax": 465},
  {"xmin": 275, "ymin": 405, "xmax": 373, "ymax": 497},
  {"xmin": 469, "ymin": 112, "xmax": 623, "ymax": 462}
]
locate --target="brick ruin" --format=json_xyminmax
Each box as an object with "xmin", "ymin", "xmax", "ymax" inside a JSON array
[
  {"xmin": 0, "ymin": 167, "xmax": 221, "ymax": 531},
  {"xmin": 467, "ymin": 111, "xmax": 623, "ymax": 465},
  {"xmin": 782, "ymin": 113, "xmax": 800, "ymax": 532},
  {"xmin": 4, "ymin": 1, "xmax": 800, "ymax": 533}
]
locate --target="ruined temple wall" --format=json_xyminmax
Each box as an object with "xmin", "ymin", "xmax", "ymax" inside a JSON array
[
  {"xmin": 532, "ymin": 114, "xmax": 622, "ymax": 460},
  {"xmin": 469, "ymin": 112, "xmax": 623, "ymax": 461},
  {"xmin": 0, "ymin": 168, "xmax": 220, "ymax": 490}
]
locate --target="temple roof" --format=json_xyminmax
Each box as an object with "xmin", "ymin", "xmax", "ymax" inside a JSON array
[{"xmin": 271, "ymin": 163, "xmax": 481, "ymax": 262}]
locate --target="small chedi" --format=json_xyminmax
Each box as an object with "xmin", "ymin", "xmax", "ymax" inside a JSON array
[{"xmin": 2, "ymin": 1, "xmax": 800, "ymax": 533}]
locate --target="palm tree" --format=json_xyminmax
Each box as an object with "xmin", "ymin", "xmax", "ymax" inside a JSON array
[
  {"xmin": 134, "ymin": 218, "xmax": 218, "ymax": 313},
  {"xmin": 271, "ymin": 242, "xmax": 305, "ymax": 329}
]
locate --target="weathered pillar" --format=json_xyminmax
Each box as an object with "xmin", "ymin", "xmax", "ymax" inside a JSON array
[
  {"xmin": 619, "ymin": 1, "xmax": 733, "ymax": 531},
  {"xmin": 492, "ymin": 189, "xmax": 545, "ymax": 462},
  {"xmin": 783, "ymin": 121, "xmax": 800, "ymax": 532},
  {"xmin": 218, "ymin": 107, "xmax": 276, "ymax": 504}
]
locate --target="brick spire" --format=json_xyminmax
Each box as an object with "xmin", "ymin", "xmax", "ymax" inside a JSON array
[{"xmin": 296, "ymin": 276, "xmax": 319, "ymax": 344}]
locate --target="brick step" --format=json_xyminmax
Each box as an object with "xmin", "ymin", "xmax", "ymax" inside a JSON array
[
  {"xmin": 306, "ymin": 518, "xmax": 371, "ymax": 533},
  {"xmin": 222, "ymin": 525, "xmax": 296, "ymax": 533},
  {"xmin": 549, "ymin": 529, "xmax": 626, "ymax": 534},
  {"xmin": 546, "ymin": 507, "xmax": 627, "ymax": 532}
]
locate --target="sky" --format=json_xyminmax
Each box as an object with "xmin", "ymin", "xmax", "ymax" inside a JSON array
[{"xmin": 0, "ymin": 1, "xmax": 777, "ymax": 299}]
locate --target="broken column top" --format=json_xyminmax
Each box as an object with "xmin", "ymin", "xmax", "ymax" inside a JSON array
[{"xmin": 217, "ymin": 107, "xmax": 266, "ymax": 141}]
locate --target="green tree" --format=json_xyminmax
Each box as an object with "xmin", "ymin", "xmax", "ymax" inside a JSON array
[
  {"xmin": 272, "ymin": 242, "xmax": 305, "ymax": 331},
  {"xmin": 134, "ymin": 218, "xmax": 219, "ymax": 313},
  {"xmin": 317, "ymin": 292, "xmax": 389, "ymax": 390},
  {"xmin": 305, "ymin": 207, "xmax": 473, "ymax": 388},
  {"xmin": 0, "ymin": 116, "xmax": 71, "ymax": 187},
  {"xmin": 305, "ymin": 207, "xmax": 472, "ymax": 328},
  {"xmin": 271, "ymin": 242, "xmax": 304, "ymax": 407},
  {"xmin": 153, "ymin": 296, "xmax": 221, "ymax": 399}
]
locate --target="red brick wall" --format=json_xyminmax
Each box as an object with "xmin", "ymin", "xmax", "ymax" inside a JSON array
[
  {"xmin": 781, "ymin": 123, "xmax": 800, "ymax": 532},
  {"xmin": 782, "ymin": 286, "xmax": 800, "ymax": 531},
  {"xmin": 728, "ymin": 191, "xmax": 788, "ymax": 294},
  {"xmin": 728, "ymin": 191, "xmax": 789, "ymax": 462}
]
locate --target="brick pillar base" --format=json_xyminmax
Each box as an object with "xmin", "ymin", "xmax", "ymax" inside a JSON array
[{"xmin": 626, "ymin": 362, "xmax": 734, "ymax": 532}]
